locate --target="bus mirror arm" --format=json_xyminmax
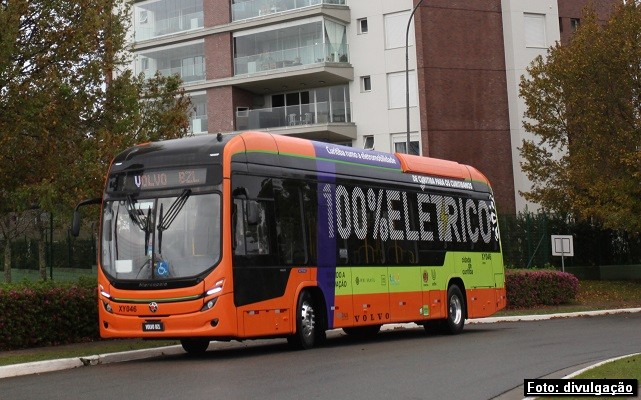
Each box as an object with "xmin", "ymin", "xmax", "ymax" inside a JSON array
[{"xmin": 71, "ymin": 198, "xmax": 102, "ymax": 237}]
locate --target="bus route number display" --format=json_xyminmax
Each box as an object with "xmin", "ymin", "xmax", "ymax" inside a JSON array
[{"xmin": 127, "ymin": 168, "xmax": 207, "ymax": 191}]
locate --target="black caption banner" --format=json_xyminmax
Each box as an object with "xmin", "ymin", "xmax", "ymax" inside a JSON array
[{"xmin": 524, "ymin": 379, "xmax": 638, "ymax": 397}]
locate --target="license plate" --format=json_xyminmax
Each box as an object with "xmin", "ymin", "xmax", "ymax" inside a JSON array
[{"xmin": 143, "ymin": 321, "xmax": 164, "ymax": 332}]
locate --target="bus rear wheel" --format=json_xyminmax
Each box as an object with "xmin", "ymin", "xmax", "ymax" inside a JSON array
[
  {"xmin": 288, "ymin": 290, "xmax": 321, "ymax": 350},
  {"xmin": 444, "ymin": 284, "xmax": 465, "ymax": 334},
  {"xmin": 181, "ymin": 338, "xmax": 210, "ymax": 355}
]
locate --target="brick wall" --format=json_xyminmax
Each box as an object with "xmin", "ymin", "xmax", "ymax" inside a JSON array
[
  {"xmin": 415, "ymin": 0, "xmax": 515, "ymax": 213},
  {"xmin": 203, "ymin": 0, "xmax": 230, "ymax": 27}
]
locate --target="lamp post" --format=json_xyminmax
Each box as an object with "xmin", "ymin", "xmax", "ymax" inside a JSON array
[{"xmin": 405, "ymin": 0, "xmax": 426, "ymax": 154}]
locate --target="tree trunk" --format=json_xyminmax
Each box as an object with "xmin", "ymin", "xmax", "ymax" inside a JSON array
[{"xmin": 3, "ymin": 241, "xmax": 11, "ymax": 283}]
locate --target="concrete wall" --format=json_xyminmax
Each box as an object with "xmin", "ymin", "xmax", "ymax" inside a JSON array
[
  {"xmin": 347, "ymin": 0, "xmax": 421, "ymax": 153},
  {"xmin": 502, "ymin": 0, "xmax": 561, "ymax": 213}
]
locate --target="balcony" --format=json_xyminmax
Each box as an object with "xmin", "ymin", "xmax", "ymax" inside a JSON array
[
  {"xmin": 231, "ymin": 0, "xmax": 346, "ymax": 22},
  {"xmin": 136, "ymin": 42, "xmax": 206, "ymax": 84},
  {"xmin": 134, "ymin": 0, "xmax": 204, "ymax": 42},
  {"xmin": 154, "ymin": 60, "xmax": 206, "ymax": 83},
  {"xmin": 235, "ymin": 43, "xmax": 348, "ymax": 75},
  {"xmin": 236, "ymin": 101, "xmax": 354, "ymax": 141}
]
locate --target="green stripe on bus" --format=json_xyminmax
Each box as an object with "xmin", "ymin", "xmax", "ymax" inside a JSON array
[{"xmin": 333, "ymin": 250, "xmax": 504, "ymax": 296}]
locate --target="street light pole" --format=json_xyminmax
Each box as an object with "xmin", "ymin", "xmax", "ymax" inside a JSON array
[{"xmin": 406, "ymin": 0, "xmax": 426, "ymax": 154}]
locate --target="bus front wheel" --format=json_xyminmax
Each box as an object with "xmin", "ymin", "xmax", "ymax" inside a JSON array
[
  {"xmin": 288, "ymin": 290, "xmax": 320, "ymax": 350},
  {"xmin": 444, "ymin": 285, "xmax": 465, "ymax": 334},
  {"xmin": 181, "ymin": 338, "xmax": 210, "ymax": 355}
]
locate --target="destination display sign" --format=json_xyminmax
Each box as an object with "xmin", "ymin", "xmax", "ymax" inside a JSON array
[{"xmin": 110, "ymin": 167, "xmax": 208, "ymax": 192}]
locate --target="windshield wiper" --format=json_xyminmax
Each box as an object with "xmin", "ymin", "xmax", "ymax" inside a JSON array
[
  {"xmin": 126, "ymin": 196, "xmax": 155, "ymax": 278},
  {"xmin": 157, "ymin": 189, "xmax": 191, "ymax": 256},
  {"xmin": 126, "ymin": 195, "xmax": 151, "ymax": 233}
]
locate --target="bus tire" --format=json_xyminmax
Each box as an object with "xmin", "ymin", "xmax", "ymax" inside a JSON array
[
  {"xmin": 180, "ymin": 338, "xmax": 210, "ymax": 355},
  {"xmin": 444, "ymin": 284, "xmax": 466, "ymax": 334},
  {"xmin": 288, "ymin": 290, "xmax": 318, "ymax": 350},
  {"xmin": 343, "ymin": 325, "xmax": 381, "ymax": 338}
]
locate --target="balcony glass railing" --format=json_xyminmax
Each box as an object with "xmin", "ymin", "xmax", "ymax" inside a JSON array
[
  {"xmin": 135, "ymin": 11, "xmax": 204, "ymax": 41},
  {"xmin": 231, "ymin": 0, "xmax": 346, "ymax": 21},
  {"xmin": 150, "ymin": 62, "xmax": 206, "ymax": 83},
  {"xmin": 234, "ymin": 43, "xmax": 348, "ymax": 75},
  {"xmin": 190, "ymin": 116, "xmax": 208, "ymax": 133},
  {"xmin": 236, "ymin": 101, "xmax": 351, "ymax": 130}
]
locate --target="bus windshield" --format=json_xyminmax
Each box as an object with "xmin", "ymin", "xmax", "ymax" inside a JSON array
[{"xmin": 100, "ymin": 192, "xmax": 221, "ymax": 281}]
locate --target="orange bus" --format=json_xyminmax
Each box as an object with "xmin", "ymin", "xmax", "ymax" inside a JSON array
[{"xmin": 73, "ymin": 131, "xmax": 506, "ymax": 354}]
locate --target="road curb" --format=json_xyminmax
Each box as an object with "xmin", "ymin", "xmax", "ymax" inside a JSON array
[
  {"xmin": 470, "ymin": 307, "xmax": 641, "ymax": 324},
  {"xmin": 0, "ymin": 345, "xmax": 184, "ymax": 380},
  {"xmin": 2, "ymin": 308, "xmax": 640, "ymax": 380}
]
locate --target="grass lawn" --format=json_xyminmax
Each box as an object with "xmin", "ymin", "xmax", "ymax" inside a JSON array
[
  {"xmin": 575, "ymin": 354, "xmax": 641, "ymax": 380},
  {"xmin": 544, "ymin": 355, "xmax": 640, "ymax": 400}
]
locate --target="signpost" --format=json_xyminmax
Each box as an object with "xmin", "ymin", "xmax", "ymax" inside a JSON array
[{"xmin": 551, "ymin": 235, "xmax": 574, "ymax": 272}]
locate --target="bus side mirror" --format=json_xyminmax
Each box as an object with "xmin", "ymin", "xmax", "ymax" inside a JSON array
[
  {"xmin": 71, "ymin": 198, "xmax": 102, "ymax": 237},
  {"xmin": 72, "ymin": 210, "xmax": 82, "ymax": 237}
]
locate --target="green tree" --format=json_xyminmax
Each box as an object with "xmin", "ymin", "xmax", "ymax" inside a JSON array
[
  {"xmin": 519, "ymin": 2, "xmax": 641, "ymax": 233},
  {"xmin": 0, "ymin": 0, "xmax": 192, "ymax": 280}
]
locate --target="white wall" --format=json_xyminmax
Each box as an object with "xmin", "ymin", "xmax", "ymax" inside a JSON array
[
  {"xmin": 348, "ymin": 0, "xmax": 421, "ymax": 153},
  {"xmin": 502, "ymin": 0, "xmax": 561, "ymax": 211}
]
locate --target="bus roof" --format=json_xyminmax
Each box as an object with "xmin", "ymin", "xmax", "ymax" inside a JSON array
[
  {"xmin": 228, "ymin": 131, "xmax": 491, "ymax": 188},
  {"xmin": 110, "ymin": 131, "xmax": 491, "ymax": 191}
]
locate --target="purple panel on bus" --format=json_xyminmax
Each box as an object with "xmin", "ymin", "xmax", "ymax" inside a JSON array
[
  {"xmin": 312, "ymin": 142, "xmax": 401, "ymax": 171},
  {"xmin": 316, "ymin": 165, "xmax": 337, "ymax": 329}
]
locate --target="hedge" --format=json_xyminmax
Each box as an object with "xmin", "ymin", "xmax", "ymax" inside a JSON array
[
  {"xmin": 0, "ymin": 278, "xmax": 99, "ymax": 350},
  {"xmin": 0, "ymin": 271, "xmax": 580, "ymax": 350},
  {"xmin": 506, "ymin": 269, "xmax": 579, "ymax": 308}
]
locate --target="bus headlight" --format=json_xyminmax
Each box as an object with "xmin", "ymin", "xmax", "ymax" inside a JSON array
[
  {"xmin": 99, "ymin": 284, "xmax": 111, "ymax": 299},
  {"xmin": 206, "ymin": 279, "xmax": 224, "ymax": 296},
  {"xmin": 102, "ymin": 301, "xmax": 114, "ymax": 313}
]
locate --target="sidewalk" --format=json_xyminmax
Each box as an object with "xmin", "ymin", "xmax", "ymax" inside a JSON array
[{"xmin": 1, "ymin": 307, "xmax": 640, "ymax": 380}]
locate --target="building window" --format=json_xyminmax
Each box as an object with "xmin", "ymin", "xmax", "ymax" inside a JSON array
[
  {"xmin": 360, "ymin": 76, "xmax": 372, "ymax": 92},
  {"xmin": 387, "ymin": 71, "xmax": 417, "ymax": 109},
  {"xmin": 524, "ymin": 13, "xmax": 547, "ymax": 48},
  {"xmin": 392, "ymin": 134, "xmax": 420, "ymax": 156},
  {"xmin": 358, "ymin": 18, "xmax": 368, "ymax": 34},
  {"xmin": 363, "ymin": 135, "xmax": 374, "ymax": 150},
  {"xmin": 558, "ymin": 17, "xmax": 563, "ymax": 33},
  {"xmin": 570, "ymin": 18, "xmax": 580, "ymax": 31},
  {"xmin": 384, "ymin": 10, "xmax": 413, "ymax": 49}
]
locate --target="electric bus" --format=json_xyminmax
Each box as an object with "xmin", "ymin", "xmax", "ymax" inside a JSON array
[{"xmin": 72, "ymin": 131, "xmax": 506, "ymax": 354}]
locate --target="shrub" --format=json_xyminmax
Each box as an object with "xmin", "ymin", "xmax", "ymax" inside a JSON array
[
  {"xmin": 0, "ymin": 278, "xmax": 99, "ymax": 350},
  {"xmin": 506, "ymin": 269, "xmax": 579, "ymax": 308}
]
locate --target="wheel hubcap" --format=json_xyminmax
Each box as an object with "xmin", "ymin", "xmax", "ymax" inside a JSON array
[
  {"xmin": 449, "ymin": 295, "xmax": 462, "ymax": 325},
  {"xmin": 300, "ymin": 300, "xmax": 315, "ymax": 338}
]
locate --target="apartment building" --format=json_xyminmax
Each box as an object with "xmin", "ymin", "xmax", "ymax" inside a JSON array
[{"xmin": 128, "ymin": 0, "xmax": 616, "ymax": 214}]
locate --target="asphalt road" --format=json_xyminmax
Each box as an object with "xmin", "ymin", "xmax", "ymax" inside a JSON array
[{"xmin": 1, "ymin": 313, "xmax": 640, "ymax": 400}]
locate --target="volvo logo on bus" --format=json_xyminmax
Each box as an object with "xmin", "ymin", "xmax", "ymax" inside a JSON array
[{"xmin": 149, "ymin": 302, "xmax": 158, "ymax": 313}]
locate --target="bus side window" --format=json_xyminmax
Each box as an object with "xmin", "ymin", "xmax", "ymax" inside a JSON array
[
  {"xmin": 233, "ymin": 199, "xmax": 246, "ymax": 255},
  {"xmin": 274, "ymin": 180, "xmax": 307, "ymax": 265}
]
